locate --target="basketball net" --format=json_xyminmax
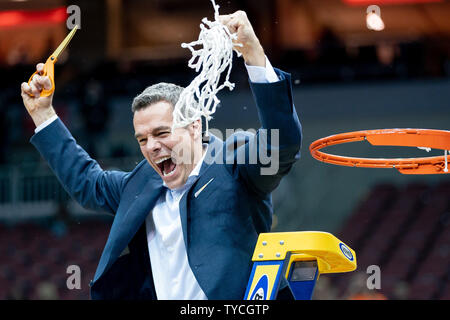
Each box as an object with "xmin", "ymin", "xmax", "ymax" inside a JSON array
[
  {"xmin": 444, "ymin": 150, "xmax": 448, "ymax": 172},
  {"xmin": 418, "ymin": 147, "xmax": 448, "ymax": 172},
  {"xmin": 172, "ymin": 0, "xmax": 242, "ymax": 137}
]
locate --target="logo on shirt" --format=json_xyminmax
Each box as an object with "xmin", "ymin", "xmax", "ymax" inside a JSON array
[{"xmin": 250, "ymin": 274, "xmax": 268, "ymax": 300}]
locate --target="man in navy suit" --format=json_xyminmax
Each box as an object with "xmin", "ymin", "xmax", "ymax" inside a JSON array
[{"xmin": 21, "ymin": 11, "xmax": 302, "ymax": 299}]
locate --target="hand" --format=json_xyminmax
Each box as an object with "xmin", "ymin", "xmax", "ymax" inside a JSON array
[
  {"xmin": 21, "ymin": 63, "xmax": 56, "ymax": 127},
  {"xmin": 218, "ymin": 11, "xmax": 265, "ymax": 67}
]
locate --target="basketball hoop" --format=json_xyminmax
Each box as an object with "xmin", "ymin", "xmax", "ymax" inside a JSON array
[{"xmin": 309, "ymin": 129, "xmax": 450, "ymax": 174}]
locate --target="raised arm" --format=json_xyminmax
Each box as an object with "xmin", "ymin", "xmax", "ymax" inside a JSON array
[
  {"xmin": 21, "ymin": 64, "xmax": 129, "ymax": 214},
  {"xmin": 220, "ymin": 11, "xmax": 302, "ymax": 196}
]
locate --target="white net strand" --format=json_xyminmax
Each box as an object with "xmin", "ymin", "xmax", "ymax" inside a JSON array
[
  {"xmin": 172, "ymin": 0, "xmax": 242, "ymax": 136},
  {"xmin": 417, "ymin": 147, "xmax": 431, "ymax": 152},
  {"xmin": 445, "ymin": 150, "xmax": 448, "ymax": 173},
  {"xmin": 418, "ymin": 147, "xmax": 449, "ymax": 173}
]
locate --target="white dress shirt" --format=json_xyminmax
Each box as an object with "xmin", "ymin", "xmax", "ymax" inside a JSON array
[
  {"xmin": 145, "ymin": 147, "xmax": 208, "ymax": 300},
  {"xmin": 34, "ymin": 55, "xmax": 281, "ymax": 300}
]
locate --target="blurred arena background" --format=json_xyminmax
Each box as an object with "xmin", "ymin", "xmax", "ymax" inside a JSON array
[{"xmin": 0, "ymin": 0, "xmax": 449, "ymax": 300}]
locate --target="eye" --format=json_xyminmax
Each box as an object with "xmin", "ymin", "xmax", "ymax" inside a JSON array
[
  {"xmin": 157, "ymin": 131, "xmax": 170, "ymax": 137},
  {"xmin": 138, "ymin": 138, "xmax": 147, "ymax": 145}
]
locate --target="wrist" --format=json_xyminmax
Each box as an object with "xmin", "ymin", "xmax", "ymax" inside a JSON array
[
  {"xmin": 242, "ymin": 42, "xmax": 265, "ymax": 67},
  {"xmin": 30, "ymin": 106, "xmax": 57, "ymax": 128}
]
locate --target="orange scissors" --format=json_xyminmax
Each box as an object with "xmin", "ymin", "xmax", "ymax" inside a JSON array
[{"xmin": 28, "ymin": 25, "xmax": 79, "ymax": 97}]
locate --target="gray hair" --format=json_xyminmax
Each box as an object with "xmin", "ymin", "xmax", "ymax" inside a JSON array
[{"xmin": 131, "ymin": 82, "xmax": 184, "ymax": 113}]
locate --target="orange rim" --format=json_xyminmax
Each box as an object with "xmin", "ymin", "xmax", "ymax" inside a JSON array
[{"xmin": 309, "ymin": 129, "xmax": 450, "ymax": 174}]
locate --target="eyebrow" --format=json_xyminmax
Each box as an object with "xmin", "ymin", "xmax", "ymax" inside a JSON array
[{"xmin": 134, "ymin": 126, "xmax": 171, "ymax": 139}]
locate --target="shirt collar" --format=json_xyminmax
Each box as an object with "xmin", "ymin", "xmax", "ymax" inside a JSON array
[{"xmin": 189, "ymin": 143, "xmax": 208, "ymax": 177}]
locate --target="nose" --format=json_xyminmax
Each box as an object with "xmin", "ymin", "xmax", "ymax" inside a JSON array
[{"xmin": 146, "ymin": 137, "xmax": 162, "ymax": 155}]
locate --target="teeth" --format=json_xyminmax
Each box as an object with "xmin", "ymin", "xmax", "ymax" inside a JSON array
[
  {"xmin": 155, "ymin": 156, "xmax": 171, "ymax": 164},
  {"xmin": 153, "ymin": 156, "xmax": 176, "ymax": 177},
  {"xmin": 163, "ymin": 166, "xmax": 176, "ymax": 177}
]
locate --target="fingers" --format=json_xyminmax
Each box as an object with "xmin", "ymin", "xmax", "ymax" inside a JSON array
[
  {"xmin": 218, "ymin": 15, "xmax": 232, "ymax": 34},
  {"xmin": 218, "ymin": 14, "xmax": 232, "ymax": 26},
  {"xmin": 218, "ymin": 12, "xmax": 244, "ymax": 32},
  {"xmin": 30, "ymin": 75, "xmax": 43, "ymax": 97},
  {"xmin": 22, "ymin": 62, "xmax": 52, "ymax": 98},
  {"xmin": 21, "ymin": 82, "xmax": 33, "ymax": 102},
  {"xmin": 40, "ymin": 75, "xmax": 52, "ymax": 91},
  {"xmin": 218, "ymin": 10, "xmax": 246, "ymax": 22},
  {"xmin": 36, "ymin": 63, "xmax": 45, "ymax": 75},
  {"xmin": 21, "ymin": 82, "xmax": 32, "ymax": 95},
  {"xmin": 35, "ymin": 63, "xmax": 52, "ymax": 90},
  {"xmin": 28, "ymin": 74, "xmax": 52, "ymax": 96},
  {"xmin": 219, "ymin": 17, "xmax": 239, "ymax": 36}
]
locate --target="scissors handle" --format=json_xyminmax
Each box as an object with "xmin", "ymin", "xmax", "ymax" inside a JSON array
[{"xmin": 27, "ymin": 55, "xmax": 57, "ymax": 97}]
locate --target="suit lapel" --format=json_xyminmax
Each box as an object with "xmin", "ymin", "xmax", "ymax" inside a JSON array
[
  {"xmin": 179, "ymin": 191, "xmax": 190, "ymax": 249},
  {"xmin": 94, "ymin": 171, "xmax": 164, "ymax": 282},
  {"xmin": 178, "ymin": 133, "xmax": 223, "ymax": 249},
  {"xmin": 115, "ymin": 174, "xmax": 164, "ymax": 259}
]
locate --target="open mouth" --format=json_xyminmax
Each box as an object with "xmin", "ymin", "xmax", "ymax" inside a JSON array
[{"xmin": 155, "ymin": 156, "xmax": 177, "ymax": 178}]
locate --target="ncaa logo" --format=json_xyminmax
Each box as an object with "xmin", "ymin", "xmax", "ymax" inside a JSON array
[
  {"xmin": 250, "ymin": 274, "xmax": 268, "ymax": 300},
  {"xmin": 339, "ymin": 243, "xmax": 354, "ymax": 261}
]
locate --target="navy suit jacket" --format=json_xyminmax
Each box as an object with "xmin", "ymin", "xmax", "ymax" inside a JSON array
[{"xmin": 30, "ymin": 68, "xmax": 302, "ymax": 299}]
